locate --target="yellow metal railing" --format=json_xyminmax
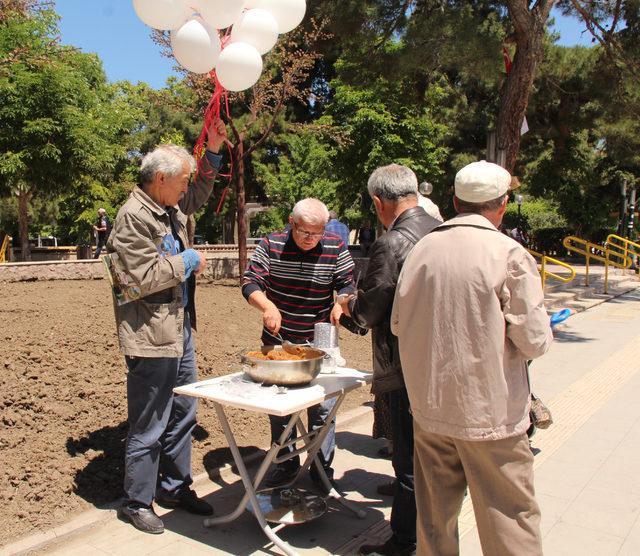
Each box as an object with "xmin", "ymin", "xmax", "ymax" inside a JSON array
[
  {"xmin": 527, "ymin": 248, "xmax": 577, "ymax": 290},
  {"xmin": 0, "ymin": 235, "xmax": 10, "ymax": 263},
  {"xmin": 606, "ymin": 234, "xmax": 640, "ymax": 266},
  {"xmin": 562, "ymin": 235, "xmax": 633, "ymax": 293}
]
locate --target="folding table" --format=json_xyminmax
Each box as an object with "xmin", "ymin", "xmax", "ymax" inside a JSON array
[{"xmin": 174, "ymin": 367, "xmax": 372, "ymax": 556}]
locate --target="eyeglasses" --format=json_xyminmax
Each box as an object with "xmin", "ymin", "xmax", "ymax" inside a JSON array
[{"xmin": 293, "ymin": 223, "xmax": 325, "ymax": 239}]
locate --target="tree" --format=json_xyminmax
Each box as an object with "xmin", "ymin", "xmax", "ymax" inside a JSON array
[
  {"xmin": 154, "ymin": 21, "xmax": 329, "ymax": 275},
  {"xmin": 0, "ymin": 5, "xmax": 140, "ymax": 259}
]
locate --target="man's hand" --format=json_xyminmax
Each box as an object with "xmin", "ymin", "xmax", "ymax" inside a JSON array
[
  {"xmin": 193, "ymin": 251, "xmax": 207, "ymax": 275},
  {"xmin": 206, "ymin": 118, "xmax": 231, "ymax": 153},
  {"xmin": 263, "ymin": 304, "xmax": 282, "ymax": 335},
  {"xmin": 336, "ymin": 293, "xmax": 354, "ymax": 317},
  {"xmin": 330, "ymin": 302, "xmax": 343, "ymax": 326}
]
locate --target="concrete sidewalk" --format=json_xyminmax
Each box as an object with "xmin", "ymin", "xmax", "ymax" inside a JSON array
[{"xmin": 7, "ymin": 288, "xmax": 640, "ymax": 556}]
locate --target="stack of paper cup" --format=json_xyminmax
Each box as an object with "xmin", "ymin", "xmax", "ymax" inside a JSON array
[
  {"xmin": 313, "ymin": 323, "xmax": 339, "ymax": 348},
  {"xmin": 314, "ymin": 323, "xmax": 340, "ymax": 373}
]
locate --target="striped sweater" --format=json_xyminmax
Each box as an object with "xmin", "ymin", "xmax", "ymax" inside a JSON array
[{"xmin": 242, "ymin": 229, "xmax": 355, "ymax": 345}]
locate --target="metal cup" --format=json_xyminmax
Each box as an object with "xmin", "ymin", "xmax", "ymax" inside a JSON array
[{"xmin": 313, "ymin": 323, "xmax": 338, "ymax": 348}]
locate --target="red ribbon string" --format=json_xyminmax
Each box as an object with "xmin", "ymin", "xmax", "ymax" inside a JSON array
[{"xmin": 194, "ymin": 28, "xmax": 235, "ymax": 214}]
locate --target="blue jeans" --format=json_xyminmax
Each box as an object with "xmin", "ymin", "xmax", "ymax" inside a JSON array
[
  {"xmin": 123, "ymin": 317, "xmax": 197, "ymax": 506},
  {"xmin": 269, "ymin": 397, "xmax": 336, "ymax": 480},
  {"xmin": 388, "ymin": 388, "xmax": 417, "ymax": 545}
]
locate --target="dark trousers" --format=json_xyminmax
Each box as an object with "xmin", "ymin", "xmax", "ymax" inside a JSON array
[
  {"xmin": 94, "ymin": 237, "xmax": 106, "ymax": 258},
  {"xmin": 269, "ymin": 397, "xmax": 336, "ymax": 480},
  {"xmin": 388, "ymin": 388, "xmax": 417, "ymax": 545},
  {"xmin": 123, "ymin": 317, "xmax": 197, "ymax": 506}
]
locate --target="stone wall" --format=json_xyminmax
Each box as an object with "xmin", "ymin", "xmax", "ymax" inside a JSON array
[
  {"xmin": 0, "ymin": 252, "xmax": 255, "ymax": 283},
  {"xmin": 0, "ymin": 248, "xmax": 369, "ymax": 283}
]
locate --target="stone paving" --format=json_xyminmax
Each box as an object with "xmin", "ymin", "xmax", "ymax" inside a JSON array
[{"xmin": 3, "ymin": 286, "xmax": 640, "ymax": 556}]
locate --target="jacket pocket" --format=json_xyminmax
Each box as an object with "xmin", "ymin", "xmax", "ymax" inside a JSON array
[{"xmin": 135, "ymin": 300, "xmax": 179, "ymax": 347}]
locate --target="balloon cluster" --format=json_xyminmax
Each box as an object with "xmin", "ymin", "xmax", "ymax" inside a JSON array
[{"xmin": 133, "ymin": 0, "xmax": 306, "ymax": 91}]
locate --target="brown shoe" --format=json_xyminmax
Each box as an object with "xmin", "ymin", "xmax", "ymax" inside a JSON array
[{"xmin": 376, "ymin": 480, "xmax": 396, "ymax": 496}]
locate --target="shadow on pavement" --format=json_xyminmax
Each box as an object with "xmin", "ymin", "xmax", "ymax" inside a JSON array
[
  {"xmin": 160, "ymin": 468, "xmax": 387, "ymax": 555},
  {"xmin": 552, "ymin": 328, "xmax": 596, "ymax": 343}
]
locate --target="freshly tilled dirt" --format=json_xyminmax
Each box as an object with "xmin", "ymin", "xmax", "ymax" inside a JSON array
[{"xmin": 0, "ymin": 280, "xmax": 373, "ymax": 547}]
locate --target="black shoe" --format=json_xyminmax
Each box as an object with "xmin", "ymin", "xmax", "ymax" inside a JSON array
[
  {"xmin": 118, "ymin": 504, "xmax": 164, "ymax": 535},
  {"xmin": 376, "ymin": 480, "xmax": 396, "ymax": 497},
  {"xmin": 264, "ymin": 465, "xmax": 299, "ymax": 488},
  {"xmin": 358, "ymin": 538, "xmax": 416, "ymax": 555},
  {"xmin": 156, "ymin": 488, "xmax": 214, "ymax": 516}
]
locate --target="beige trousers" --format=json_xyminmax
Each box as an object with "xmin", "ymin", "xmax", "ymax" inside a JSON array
[{"xmin": 414, "ymin": 423, "xmax": 542, "ymax": 556}]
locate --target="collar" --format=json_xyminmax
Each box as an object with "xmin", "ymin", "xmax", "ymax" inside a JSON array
[
  {"xmin": 132, "ymin": 186, "xmax": 169, "ymax": 217},
  {"xmin": 437, "ymin": 213, "xmax": 498, "ymax": 231},
  {"xmin": 390, "ymin": 206, "xmax": 425, "ymax": 230}
]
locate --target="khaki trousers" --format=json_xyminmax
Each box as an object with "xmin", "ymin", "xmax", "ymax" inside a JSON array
[{"xmin": 414, "ymin": 423, "xmax": 542, "ymax": 556}]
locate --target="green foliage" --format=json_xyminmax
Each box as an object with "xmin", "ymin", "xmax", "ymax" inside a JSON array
[
  {"xmin": 324, "ymin": 60, "xmax": 450, "ymax": 222},
  {"xmin": 0, "ymin": 7, "xmax": 144, "ymax": 244},
  {"xmin": 503, "ymin": 197, "xmax": 567, "ymax": 232},
  {"xmin": 253, "ymin": 129, "xmax": 340, "ymax": 224}
]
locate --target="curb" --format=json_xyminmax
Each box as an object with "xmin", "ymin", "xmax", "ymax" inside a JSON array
[{"xmin": 1, "ymin": 402, "xmax": 373, "ymax": 556}]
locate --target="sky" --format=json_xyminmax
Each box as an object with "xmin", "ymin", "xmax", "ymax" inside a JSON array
[{"xmin": 55, "ymin": 1, "xmax": 595, "ymax": 90}]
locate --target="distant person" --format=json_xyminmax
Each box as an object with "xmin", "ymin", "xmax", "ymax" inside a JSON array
[
  {"xmin": 511, "ymin": 226, "xmax": 529, "ymax": 246},
  {"xmin": 326, "ymin": 210, "xmax": 350, "ymax": 247},
  {"xmin": 392, "ymin": 161, "xmax": 552, "ymax": 556},
  {"xmin": 93, "ymin": 208, "xmax": 111, "ymax": 258},
  {"xmin": 416, "ymin": 181, "xmax": 443, "ymax": 222},
  {"xmin": 357, "ymin": 220, "xmax": 375, "ymax": 257},
  {"xmin": 106, "ymin": 119, "xmax": 227, "ymax": 535}
]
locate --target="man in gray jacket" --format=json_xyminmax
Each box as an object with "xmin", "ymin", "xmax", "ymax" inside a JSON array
[
  {"xmin": 339, "ymin": 164, "xmax": 441, "ymax": 556},
  {"xmin": 392, "ymin": 161, "xmax": 552, "ymax": 556},
  {"xmin": 106, "ymin": 119, "xmax": 227, "ymax": 534}
]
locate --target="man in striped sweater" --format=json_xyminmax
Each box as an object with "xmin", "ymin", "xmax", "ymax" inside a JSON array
[{"xmin": 242, "ymin": 198, "xmax": 355, "ymax": 488}]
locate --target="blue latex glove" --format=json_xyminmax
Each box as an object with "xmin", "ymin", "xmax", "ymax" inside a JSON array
[{"xmin": 181, "ymin": 248, "xmax": 201, "ymax": 279}]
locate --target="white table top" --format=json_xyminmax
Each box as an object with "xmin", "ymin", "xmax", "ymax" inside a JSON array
[{"xmin": 174, "ymin": 367, "xmax": 372, "ymax": 417}]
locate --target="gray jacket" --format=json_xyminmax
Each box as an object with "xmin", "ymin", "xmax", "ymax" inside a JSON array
[{"xmin": 106, "ymin": 160, "xmax": 217, "ymax": 357}]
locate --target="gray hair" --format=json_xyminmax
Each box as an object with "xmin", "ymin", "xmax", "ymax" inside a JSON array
[
  {"xmin": 292, "ymin": 198, "xmax": 330, "ymax": 225},
  {"xmin": 455, "ymin": 193, "xmax": 508, "ymax": 214},
  {"xmin": 139, "ymin": 144, "xmax": 196, "ymax": 185},
  {"xmin": 367, "ymin": 164, "xmax": 418, "ymax": 201}
]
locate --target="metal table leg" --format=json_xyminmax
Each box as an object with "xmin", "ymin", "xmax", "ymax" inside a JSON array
[
  {"xmin": 205, "ymin": 402, "xmax": 302, "ymax": 556},
  {"xmin": 295, "ymin": 394, "xmax": 367, "ymax": 519}
]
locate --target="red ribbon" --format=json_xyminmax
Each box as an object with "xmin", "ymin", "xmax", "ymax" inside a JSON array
[{"xmin": 194, "ymin": 29, "xmax": 234, "ymax": 214}]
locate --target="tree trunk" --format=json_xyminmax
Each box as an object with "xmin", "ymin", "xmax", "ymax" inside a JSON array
[
  {"xmin": 17, "ymin": 188, "xmax": 31, "ymax": 262},
  {"xmin": 235, "ymin": 140, "xmax": 247, "ymax": 280},
  {"xmin": 497, "ymin": 0, "xmax": 555, "ymax": 172}
]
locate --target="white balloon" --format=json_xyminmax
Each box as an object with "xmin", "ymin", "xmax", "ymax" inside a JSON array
[
  {"xmin": 133, "ymin": 0, "xmax": 190, "ymax": 31},
  {"xmin": 230, "ymin": 9, "xmax": 278, "ymax": 55},
  {"xmin": 171, "ymin": 18, "xmax": 221, "ymax": 74},
  {"xmin": 260, "ymin": 0, "xmax": 305, "ymax": 33},
  {"xmin": 196, "ymin": 0, "xmax": 246, "ymax": 29},
  {"xmin": 216, "ymin": 42, "xmax": 263, "ymax": 91}
]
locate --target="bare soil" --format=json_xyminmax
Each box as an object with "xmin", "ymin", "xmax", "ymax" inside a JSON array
[{"xmin": 0, "ymin": 280, "xmax": 373, "ymax": 547}]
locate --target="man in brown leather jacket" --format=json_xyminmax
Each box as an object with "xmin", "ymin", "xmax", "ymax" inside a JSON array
[
  {"xmin": 339, "ymin": 164, "xmax": 441, "ymax": 556},
  {"xmin": 106, "ymin": 119, "xmax": 227, "ymax": 535}
]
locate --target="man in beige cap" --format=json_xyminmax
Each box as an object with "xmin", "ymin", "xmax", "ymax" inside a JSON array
[{"xmin": 391, "ymin": 160, "xmax": 552, "ymax": 556}]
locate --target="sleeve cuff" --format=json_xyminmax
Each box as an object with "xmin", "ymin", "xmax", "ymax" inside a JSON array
[
  {"xmin": 205, "ymin": 150, "xmax": 223, "ymax": 170},
  {"xmin": 242, "ymin": 282, "xmax": 262, "ymax": 300},
  {"xmin": 337, "ymin": 284, "xmax": 356, "ymax": 296}
]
